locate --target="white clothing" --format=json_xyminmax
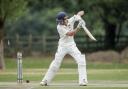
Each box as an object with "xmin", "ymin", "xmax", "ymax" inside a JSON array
[
  {"xmin": 41, "ymin": 15, "xmax": 88, "ymax": 85},
  {"xmin": 57, "ymin": 15, "xmax": 82, "ymax": 46}
]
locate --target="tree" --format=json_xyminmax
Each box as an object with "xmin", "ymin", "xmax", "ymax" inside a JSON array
[
  {"xmin": 90, "ymin": 0, "xmax": 128, "ymax": 49},
  {"xmin": 4, "ymin": 0, "xmax": 128, "ymax": 54},
  {"xmin": 0, "ymin": 0, "xmax": 27, "ymax": 69}
]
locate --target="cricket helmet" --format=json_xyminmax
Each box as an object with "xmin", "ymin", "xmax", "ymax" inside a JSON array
[{"xmin": 56, "ymin": 12, "xmax": 67, "ymax": 21}]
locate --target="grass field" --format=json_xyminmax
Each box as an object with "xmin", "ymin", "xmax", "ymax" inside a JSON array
[{"xmin": 0, "ymin": 57, "xmax": 128, "ymax": 89}]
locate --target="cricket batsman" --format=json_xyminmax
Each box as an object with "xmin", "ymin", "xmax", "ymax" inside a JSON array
[{"xmin": 40, "ymin": 10, "xmax": 96, "ymax": 86}]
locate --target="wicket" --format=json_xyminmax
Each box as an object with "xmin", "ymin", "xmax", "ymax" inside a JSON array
[{"xmin": 17, "ymin": 52, "xmax": 23, "ymax": 83}]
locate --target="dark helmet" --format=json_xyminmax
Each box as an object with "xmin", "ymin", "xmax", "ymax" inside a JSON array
[{"xmin": 56, "ymin": 12, "xmax": 67, "ymax": 21}]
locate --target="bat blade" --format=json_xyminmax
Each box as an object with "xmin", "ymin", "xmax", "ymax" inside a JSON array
[
  {"xmin": 79, "ymin": 19, "xmax": 97, "ymax": 41},
  {"xmin": 82, "ymin": 25, "xmax": 97, "ymax": 41}
]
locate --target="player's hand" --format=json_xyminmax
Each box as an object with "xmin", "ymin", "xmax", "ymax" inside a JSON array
[
  {"xmin": 77, "ymin": 11, "xmax": 84, "ymax": 16},
  {"xmin": 66, "ymin": 31, "xmax": 76, "ymax": 36}
]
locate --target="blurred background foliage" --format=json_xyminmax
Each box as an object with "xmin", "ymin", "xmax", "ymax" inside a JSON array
[
  {"xmin": 5, "ymin": 0, "xmax": 128, "ymax": 37},
  {"xmin": 1, "ymin": 0, "xmax": 127, "ymax": 52},
  {"xmin": 2, "ymin": 0, "xmax": 127, "ymax": 56},
  {"xmin": 0, "ymin": 0, "xmax": 128, "ymax": 69}
]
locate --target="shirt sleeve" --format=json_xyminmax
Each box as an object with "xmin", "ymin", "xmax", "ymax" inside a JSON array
[
  {"xmin": 68, "ymin": 15, "xmax": 82, "ymax": 24},
  {"xmin": 57, "ymin": 25, "xmax": 68, "ymax": 37},
  {"xmin": 67, "ymin": 15, "xmax": 82, "ymax": 28}
]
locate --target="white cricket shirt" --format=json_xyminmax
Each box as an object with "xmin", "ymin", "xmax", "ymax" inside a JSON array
[{"xmin": 57, "ymin": 15, "xmax": 82, "ymax": 46}]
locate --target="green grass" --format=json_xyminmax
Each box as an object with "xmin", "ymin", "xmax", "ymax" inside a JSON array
[
  {"xmin": 5, "ymin": 57, "xmax": 128, "ymax": 69},
  {"xmin": 1, "ymin": 57, "xmax": 128, "ymax": 89},
  {"xmin": 2, "ymin": 57, "xmax": 128, "ymax": 81},
  {"xmin": 35, "ymin": 87, "xmax": 128, "ymax": 89},
  {"xmin": 0, "ymin": 69, "xmax": 128, "ymax": 82}
]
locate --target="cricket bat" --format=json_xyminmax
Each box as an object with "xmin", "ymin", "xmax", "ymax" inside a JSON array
[{"xmin": 77, "ymin": 19, "xmax": 97, "ymax": 41}]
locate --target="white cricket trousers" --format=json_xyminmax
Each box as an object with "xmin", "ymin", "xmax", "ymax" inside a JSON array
[{"xmin": 41, "ymin": 44, "xmax": 88, "ymax": 84}]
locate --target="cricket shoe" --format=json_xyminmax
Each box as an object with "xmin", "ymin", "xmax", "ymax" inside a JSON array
[
  {"xmin": 40, "ymin": 80, "xmax": 48, "ymax": 86},
  {"xmin": 79, "ymin": 79, "xmax": 88, "ymax": 86}
]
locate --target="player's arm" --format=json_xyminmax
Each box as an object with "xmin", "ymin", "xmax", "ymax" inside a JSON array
[
  {"xmin": 68, "ymin": 10, "xmax": 84, "ymax": 24},
  {"xmin": 66, "ymin": 11, "xmax": 84, "ymax": 36},
  {"xmin": 66, "ymin": 27, "xmax": 80, "ymax": 36},
  {"xmin": 66, "ymin": 31, "xmax": 75, "ymax": 36}
]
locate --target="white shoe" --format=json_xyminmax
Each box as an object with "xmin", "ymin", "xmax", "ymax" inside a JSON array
[
  {"xmin": 40, "ymin": 80, "xmax": 48, "ymax": 86},
  {"xmin": 79, "ymin": 83, "xmax": 87, "ymax": 86},
  {"xmin": 79, "ymin": 79, "xmax": 88, "ymax": 86}
]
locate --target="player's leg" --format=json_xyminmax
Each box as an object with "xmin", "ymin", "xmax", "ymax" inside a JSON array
[
  {"xmin": 78, "ymin": 54, "xmax": 88, "ymax": 86},
  {"xmin": 68, "ymin": 45, "xmax": 88, "ymax": 86},
  {"xmin": 40, "ymin": 46, "xmax": 66, "ymax": 85}
]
